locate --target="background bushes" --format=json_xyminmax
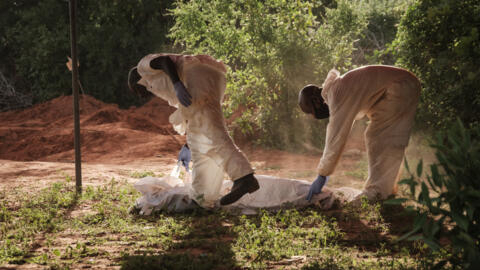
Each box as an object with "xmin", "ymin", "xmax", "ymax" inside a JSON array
[
  {"xmin": 1, "ymin": 0, "xmax": 479, "ymax": 140},
  {"xmin": 389, "ymin": 120, "xmax": 480, "ymax": 268},
  {"xmin": 393, "ymin": 0, "xmax": 480, "ymax": 129},
  {"xmin": 1, "ymin": 0, "xmax": 175, "ymax": 108},
  {"xmin": 169, "ymin": 0, "xmax": 366, "ymax": 149}
]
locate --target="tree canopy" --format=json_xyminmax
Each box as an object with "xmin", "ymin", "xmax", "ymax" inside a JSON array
[{"xmin": 1, "ymin": 0, "xmax": 478, "ymax": 145}]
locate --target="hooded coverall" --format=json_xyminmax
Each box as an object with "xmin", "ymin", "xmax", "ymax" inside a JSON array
[
  {"xmin": 135, "ymin": 54, "xmax": 254, "ymax": 207},
  {"xmin": 318, "ymin": 65, "xmax": 421, "ymax": 200}
]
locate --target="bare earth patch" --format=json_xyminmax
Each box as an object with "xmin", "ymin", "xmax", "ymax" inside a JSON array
[{"xmin": 0, "ymin": 95, "xmax": 436, "ymax": 269}]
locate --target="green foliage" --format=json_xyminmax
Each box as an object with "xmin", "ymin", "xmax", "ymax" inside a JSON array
[
  {"xmin": 170, "ymin": 0, "xmax": 366, "ymax": 148},
  {"xmin": 2, "ymin": 0, "xmax": 71, "ymax": 103},
  {"xmin": 2, "ymin": 0, "xmax": 175, "ymax": 107},
  {"xmin": 233, "ymin": 209, "xmax": 341, "ymax": 267},
  {"xmin": 343, "ymin": 197, "xmax": 390, "ymax": 233},
  {"xmin": 352, "ymin": 0, "xmax": 413, "ymax": 65},
  {"xmin": 387, "ymin": 120, "xmax": 480, "ymax": 269},
  {"xmin": 0, "ymin": 175, "xmax": 453, "ymax": 268},
  {"xmin": 129, "ymin": 170, "xmax": 163, "ymax": 179},
  {"xmin": 393, "ymin": 0, "xmax": 480, "ymax": 129},
  {"xmin": 0, "ymin": 2, "xmax": 30, "ymax": 90},
  {"xmin": 0, "ymin": 181, "xmax": 78, "ymax": 264}
]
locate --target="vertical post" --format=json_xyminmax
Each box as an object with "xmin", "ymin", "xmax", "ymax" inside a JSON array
[{"xmin": 69, "ymin": 0, "xmax": 82, "ymax": 193}]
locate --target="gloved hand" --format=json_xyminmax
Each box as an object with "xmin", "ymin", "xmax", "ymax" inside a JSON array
[
  {"xmin": 174, "ymin": 81, "xmax": 192, "ymax": 107},
  {"xmin": 306, "ymin": 175, "xmax": 329, "ymax": 202},
  {"xmin": 177, "ymin": 144, "xmax": 191, "ymax": 171}
]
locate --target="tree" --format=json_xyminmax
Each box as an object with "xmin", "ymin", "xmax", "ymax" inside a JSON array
[
  {"xmin": 352, "ymin": 0, "xmax": 413, "ymax": 65},
  {"xmin": 170, "ymin": 0, "xmax": 366, "ymax": 148},
  {"xmin": 2, "ymin": 0, "xmax": 175, "ymax": 107},
  {"xmin": 393, "ymin": 0, "xmax": 480, "ymax": 129}
]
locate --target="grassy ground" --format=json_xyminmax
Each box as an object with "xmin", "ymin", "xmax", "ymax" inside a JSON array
[{"xmin": 0, "ymin": 174, "xmax": 450, "ymax": 270}]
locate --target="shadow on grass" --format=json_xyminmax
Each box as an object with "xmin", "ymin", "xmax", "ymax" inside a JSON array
[
  {"xmin": 121, "ymin": 208, "xmax": 240, "ymax": 270},
  {"xmin": 324, "ymin": 203, "xmax": 415, "ymax": 252}
]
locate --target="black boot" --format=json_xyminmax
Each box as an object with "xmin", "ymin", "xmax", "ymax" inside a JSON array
[{"xmin": 220, "ymin": 174, "xmax": 260, "ymax": 206}]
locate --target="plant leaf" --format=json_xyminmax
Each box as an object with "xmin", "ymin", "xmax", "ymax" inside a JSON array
[
  {"xmin": 416, "ymin": 159, "xmax": 423, "ymax": 177},
  {"xmin": 383, "ymin": 198, "xmax": 408, "ymax": 205},
  {"xmin": 451, "ymin": 212, "xmax": 469, "ymax": 232}
]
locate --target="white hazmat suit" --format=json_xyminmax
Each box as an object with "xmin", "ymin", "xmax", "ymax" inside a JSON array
[
  {"xmin": 318, "ymin": 65, "xmax": 421, "ymax": 200},
  {"xmin": 135, "ymin": 54, "xmax": 254, "ymax": 207}
]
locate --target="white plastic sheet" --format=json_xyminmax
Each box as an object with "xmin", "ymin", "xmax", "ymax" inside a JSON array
[{"xmin": 133, "ymin": 166, "xmax": 363, "ymax": 215}]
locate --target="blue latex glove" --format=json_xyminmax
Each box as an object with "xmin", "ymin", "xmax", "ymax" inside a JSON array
[
  {"xmin": 306, "ymin": 175, "xmax": 329, "ymax": 202},
  {"xmin": 177, "ymin": 144, "xmax": 191, "ymax": 171},
  {"xmin": 174, "ymin": 81, "xmax": 192, "ymax": 107}
]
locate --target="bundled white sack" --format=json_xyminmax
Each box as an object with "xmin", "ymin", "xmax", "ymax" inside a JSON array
[
  {"xmin": 221, "ymin": 175, "xmax": 334, "ymax": 215},
  {"xmin": 132, "ymin": 165, "xmax": 362, "ymax": 215}
]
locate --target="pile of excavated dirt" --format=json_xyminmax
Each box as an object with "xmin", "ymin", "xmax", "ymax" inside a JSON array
[{"xmin": 0, "ymin": 95, "xmax": 185, "ymax": 163}]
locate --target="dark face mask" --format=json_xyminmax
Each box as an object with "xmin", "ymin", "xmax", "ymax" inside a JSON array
[
  {"xmin": 299, "ymin": 84, "xmax": 329, "ymax": 119},
  {"xmin": 311, "ymin": 92, "xmax": 329, "ymax": 119}
]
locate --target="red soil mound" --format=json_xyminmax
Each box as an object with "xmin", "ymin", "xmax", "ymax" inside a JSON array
[{"xmin": 0, "ymin": 95, "xmax": 184, "ymax": 163}]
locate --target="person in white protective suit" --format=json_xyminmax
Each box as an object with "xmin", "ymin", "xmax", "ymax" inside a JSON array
[
  {"xmin": 128, "ymin": 54, "xmax": 260, "ymax": 207},
  {"xmin": 299, "ymin": 65, "xmax": 421, "ymax": 202}
]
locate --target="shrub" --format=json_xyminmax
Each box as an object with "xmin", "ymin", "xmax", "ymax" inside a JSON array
[
  {"xmin": 3, "ymin": 0, "xmax": 175, "ymax": 107},
  {"xmin": 388, "ymin": 120, "xmax": 480, "ymax": 269},
  {"xmin": 352, "ymin": 0, "xmax": 412, "ymax": 65},
  {"xmin": 169, "ymin": 0, "xmax": 366, "ymax": 149},
  {"xmin": 392, "ymin": 0, "xmax": 480, "ymax": 129}
]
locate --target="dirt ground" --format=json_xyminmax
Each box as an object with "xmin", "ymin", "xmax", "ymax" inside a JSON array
[
  {"xmin": 0, "ymin": 95, "xmax": 436, "ymax": 269},
  {"xmin": 0, "ymin": 95, "xmax": 374, "ymax": 193}
]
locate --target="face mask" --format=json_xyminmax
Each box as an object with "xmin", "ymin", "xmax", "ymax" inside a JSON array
[
  {"xmin": 311, "ymin": 92, "xmax": 329, "ymax": 119},
  {"xmin": 299, "ymin": 84, "xmax": 329, "ymax": 119}
]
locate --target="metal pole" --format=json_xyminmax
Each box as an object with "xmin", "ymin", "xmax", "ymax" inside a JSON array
[{"xmin": 69, "ymin": 0, "xmax": 82, "ymax": 193}]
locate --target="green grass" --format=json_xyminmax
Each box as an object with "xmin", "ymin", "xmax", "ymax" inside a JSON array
[
  {"xmin": 0, "ymin": 177, "xmax": 452, "ymax": 269},
  {"xmin": 129, "ymin": 171, "xmax": 164, "ymax": 178}
]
